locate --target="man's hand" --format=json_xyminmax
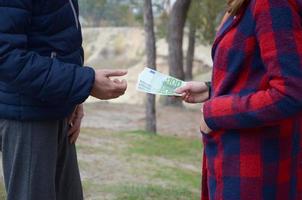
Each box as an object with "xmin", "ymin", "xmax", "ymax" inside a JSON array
[
  {"xmin": 175, "ymin": 81, "xmax": 209, "ymax": 104},
  {"xmin": 68, "ymin": 104, "xmax": 84, "ymax": 144},
  {"xmin": 91, "ymin": 69, "xmax": 128, "ymax": 100}
]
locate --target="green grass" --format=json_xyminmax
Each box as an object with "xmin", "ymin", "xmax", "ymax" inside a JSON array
[
  {"xmin": 0, "ymin": 182, "xmax": 5, "ymax": 199},
  {"xmin": 107, "ymin": 184, "xmax": 200, "ymax": 200},
  {"xmin": 78, "ymin": 129, "xmax": 203, "ymax": 199},
  {"xmin": 153, "ymin": 166, "xmax": 200, "ymax": 189},
  {"xmin": 0, "ymin": 130, "xmax": 203, "ymax": 200},
  {"xmin": 82, "ymin": 180, "xmax": 105, "ymax": 199},
  {"xmin": 127, "ymin": 131, "xmax": 202, "ymax": 164}
]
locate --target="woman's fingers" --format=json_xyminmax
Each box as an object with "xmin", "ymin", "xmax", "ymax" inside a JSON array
[
  {"xmin": 182, "ymin": 93, "xmax": 194, "ymax": 103},
  {"xmin": 175, "ymin": 83, "xmax": 191, "ymax": 94}
]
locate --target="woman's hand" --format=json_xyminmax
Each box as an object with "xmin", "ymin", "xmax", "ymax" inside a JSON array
[
  {"xmin": 68, "ymin": 104, "xmax": 84, "ymax": 144},
  {"xmin": 200, "ymin": 105, "xmax": 212, "ymax": 134},
  {"xmin": 175, "ymin": 81, "xmax": 210, "ymax": 104}
]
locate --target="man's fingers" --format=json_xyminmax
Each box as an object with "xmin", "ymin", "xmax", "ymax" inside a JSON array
[
  {"xmin": 68, "ymin": 124, "xmax": 77, "ymax": 136},
  {"xmin": 114, "ymin": 79, "xmax": 127, "ymax": 92},
  {"xmin": 113, "ymin": 79, "xmax": 121, "ymax": 84},
  {"xmin": 68, "ymin": 118, "xmax": 76, "ymax": 136},
  {"xmin": 102, "ymin": 79, "xmax": 127, "ymax": 100},
  {"xmin": 70, "ymin": 130, "xmax": 80, "ymax": 144},
  {"xmin": 68, "ymin": 106, "xmax": 78, "ymax": 124},
  {"xmin": 104, "ymin": 69, "xmax": 128, "ymax": 77},
  {"xmin": 68, "ymin": 124, "xmax": 80, "ymax": 143},
  {"xmin": 68, "ymin": 116, "xmax": 81, "ymax": 136},
  {"xmin": 110, "ymin": 92, "xmax": 124, "ymax": 99}
]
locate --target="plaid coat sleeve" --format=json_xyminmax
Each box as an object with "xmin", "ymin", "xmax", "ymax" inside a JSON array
[{"xmin": 204, "ymin": 0, "xmax": 302, "ymax": 131}]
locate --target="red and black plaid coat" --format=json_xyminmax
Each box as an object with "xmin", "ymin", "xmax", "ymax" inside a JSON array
[{"xmin": 202, "ymin": 0, "xmax": 302, "ymax": 199}]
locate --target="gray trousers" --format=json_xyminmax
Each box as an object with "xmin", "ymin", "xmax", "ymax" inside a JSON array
[{"xmin": 0, "ymin": 119, "xmax": 83, "ymax": 200}]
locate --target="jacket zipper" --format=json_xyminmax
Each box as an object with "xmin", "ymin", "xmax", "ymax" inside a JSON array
[
  {"xmin": 69, "ymin": 0, "xmax": 79, "ymax": 29},
  {"xmin": 51, "ymin": 51, "xmax": 57, "ymax": 58}
]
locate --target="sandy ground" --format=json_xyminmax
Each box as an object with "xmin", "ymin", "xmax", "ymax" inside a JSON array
[
  {"xmin": 76, "ymin": 130, "xmax": 201, "ymax": 199},
  {"xmin": 0, "ymin": 101, "xmax": 203, "ymax": 191},
  {"xmin": 83, "ymin": 101, "xmax": 203, "ymax": 138},
  {"xmin": 0, "ymin": 101, "xmax": 203, "ymax": 199},
  {"xmin": 82, "ymin": 27, "xmax": 213, "ymax": 69}
]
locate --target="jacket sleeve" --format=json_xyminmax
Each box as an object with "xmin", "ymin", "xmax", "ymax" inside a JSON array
[
  {"xmin": 203, "ymin": 0, "xmax": 302, "ymax": 130},
  {"xmin": 0, "ymin": 2, "xmax": 95, "ymax": 105}
]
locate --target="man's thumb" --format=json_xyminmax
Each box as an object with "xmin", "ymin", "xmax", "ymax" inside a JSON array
[{"xmin": 104, "ymin": 69, "xmax": 128, "ymax": 77}]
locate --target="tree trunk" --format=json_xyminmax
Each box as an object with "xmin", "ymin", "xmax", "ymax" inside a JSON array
[
  {"xmin": 165, "ymin": 0, "xmax": 191, "ymax": 106},
  {"xmin": 143, "ymin": 0, "xmax": 157, "ymax": 133},
  {"xmin": 185, "ymin": 23, "xmax": 196, "ymax": 81},
  {"xmin": 165, "ymin": 0, "xmax": 171, "ymax": 14}
]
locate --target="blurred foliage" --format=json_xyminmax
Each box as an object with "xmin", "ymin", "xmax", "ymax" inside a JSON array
[
  {"xmin": 192, "ymin": 0, "xmax": 226, "ymax": 44},
  {"xmin": 155, "ymin": 11, "xmax": 169, "ymax": 39},
  {"xmin": 78, "ymin": 0, "xmax": 144, "ymax": 27},
  {"xmin": 155, "ymin": 0, "xmax": 226, "ymax": 44},
  {"xmin": 78, "ymin": 0, "xmax": 106, "ymax": 25},
  {"xmin": 79, "ymin": 0, "xmax": 226, "ymax": 43}
]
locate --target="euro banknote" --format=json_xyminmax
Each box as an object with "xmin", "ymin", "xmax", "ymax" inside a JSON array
[{"xmin": 136, "ymin": 68, "xmax": 186, "ymax": 96}]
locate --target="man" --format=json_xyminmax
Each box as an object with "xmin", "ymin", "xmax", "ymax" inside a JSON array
[{"xmin": 0, "ymin": 0, "xmax": 127, "ymax": 199}]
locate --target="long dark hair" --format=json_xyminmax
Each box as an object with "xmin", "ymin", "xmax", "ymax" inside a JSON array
[{"xmin": 227, "ymin": 0, "xmax": 248, "ymax": 15}]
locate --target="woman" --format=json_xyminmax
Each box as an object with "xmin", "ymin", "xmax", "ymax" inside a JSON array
[{"xmin": 176, "ymin": 0, "xmax": 302, "ymax": 199}]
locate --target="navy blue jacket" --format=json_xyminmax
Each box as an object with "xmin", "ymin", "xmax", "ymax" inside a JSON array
[{"xmin": 0, "ymin": 0, "xmax": 95, "ymax": 120}]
